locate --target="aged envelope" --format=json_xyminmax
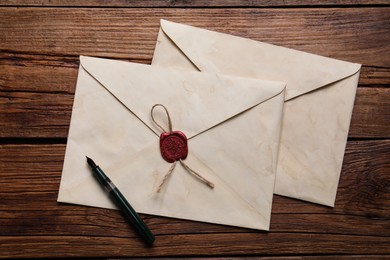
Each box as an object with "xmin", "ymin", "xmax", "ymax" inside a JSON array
[
  {"xmin": 57, "ymin": 55, "xmax": 286, "ymax": 230},
  {"xmin": 152, "ymin": 19, "xmax": 361, "ymax": 206}
]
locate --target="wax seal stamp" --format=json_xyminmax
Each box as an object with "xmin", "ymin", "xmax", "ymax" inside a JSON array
[
  {"xmin": 160, "ymin": 131, "xmax": 188, "ymax": 163},
  {"xmin": 151, "ymin": 104, "xmax": 214, "ymax": 192}
]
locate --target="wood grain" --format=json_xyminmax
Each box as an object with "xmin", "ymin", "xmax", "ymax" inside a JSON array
[
  {"xmin": 1, "ymin": 0, "xmax": 389, "ymax": 7},
  {"xmin": 1, "ymin": 234, "xmax": 389, "ymax": 258},
  {"xmin": 0, "ymin": 8, "xmax": 389, "ymax": 67},
  {"xmin": 0, "ymin": 140, "xmax": 388, "ymax": 257},
  {"xmin": 0, "ymin": 2, "xmax": 389, "ymax": 258}
]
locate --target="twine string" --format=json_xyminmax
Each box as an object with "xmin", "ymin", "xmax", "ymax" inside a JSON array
[
  {"xmin": 151, "ymin": 104, "xmax": 172, "ymax": 133},
  {"xmin": 156, "ymin": 161, "xmax": 177, "ymax": 193},
  {"xmin": 151, "ymin": 104, "xmax": 215, "ymax": 192},
  {"xmin": 179, "ymin": 160, "xmax": 215, "ymax": 189}
]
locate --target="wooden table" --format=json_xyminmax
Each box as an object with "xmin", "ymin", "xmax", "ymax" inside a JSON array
[{"xmin": 1, "ymin": 1, "xmax": 389, "ymax": 258}]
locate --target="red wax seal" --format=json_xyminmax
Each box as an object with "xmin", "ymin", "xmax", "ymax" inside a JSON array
[{"xmin": 160, "ymin": 131, "xmax": 188, "ymax": 163}]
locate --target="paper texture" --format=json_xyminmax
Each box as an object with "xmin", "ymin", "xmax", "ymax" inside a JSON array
[
  {"xmin": 58, "ymin": 56, "xmax": 286, "ymax": 230},
  {"xmin": 152, "ymin": 19, "xmax": 361, "ymax": 206}
]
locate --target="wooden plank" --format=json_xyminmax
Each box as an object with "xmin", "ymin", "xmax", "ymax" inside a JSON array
[
  {"xmin": 0, "ymin": 233, "xmax": 389, "ymax": 258},
  {"xmin": 0, "ymin": 90, "xmax": 73, "ymax": 138},
  {"xmin": 1, "ymin": 0, "xmax": 389, "ymax": 7},
  {"xmin": 350, "ymin": 87, "xmax": 390, "ymax": 138},
  {"xmin": 0, "ymin": 140, "xmax": 388, "ymax": 257},
  {"xmin": 0, "ymin": 8, "xmax": 389, "ymax": 67}
]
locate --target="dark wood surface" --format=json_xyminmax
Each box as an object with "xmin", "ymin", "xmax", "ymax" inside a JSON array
[{"xmin": 0, "ymin": 1, "xmax": 389, "ymax": 258}]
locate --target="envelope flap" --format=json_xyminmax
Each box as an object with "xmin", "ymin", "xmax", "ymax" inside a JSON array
[
  {"xmin": 79, "ymin": 56, "xmax": 285, "ymax": 139},
  {"xmin": 160, "ymin": 19, "xmax": 361, "ymax": 100}
]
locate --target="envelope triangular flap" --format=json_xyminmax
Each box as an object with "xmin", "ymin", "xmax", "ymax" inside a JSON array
[
  {"xmin": 160, "ymin": 19, "xmax": 361, "ymax": 101},
  {"xmin": 79, "ymin": 56, "xmax": 285, "ymax": 139}
]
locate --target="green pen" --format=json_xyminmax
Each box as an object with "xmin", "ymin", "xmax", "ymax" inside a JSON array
[{"xmin": 86, "ymin": 156, "xmax": 155, "ymax": 246}]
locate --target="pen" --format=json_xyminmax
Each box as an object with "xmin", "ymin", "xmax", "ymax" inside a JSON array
[{"xmin": 86, "ymin": 156, "xmax": 155, "ymax": 246}]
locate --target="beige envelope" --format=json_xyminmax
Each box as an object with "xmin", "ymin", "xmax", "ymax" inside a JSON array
[
  {"xmin": 57, "ymin": 55, "xmax": 286, "ymax": 230},
  {"xmin": 152, "ymin": 19, "xmax": 361, "ymax": 207}
]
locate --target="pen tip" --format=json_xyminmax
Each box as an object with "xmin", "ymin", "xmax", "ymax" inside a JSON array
[{"xmin": 86, "ymin": 156, "xmax": 96, "ymax": 168}]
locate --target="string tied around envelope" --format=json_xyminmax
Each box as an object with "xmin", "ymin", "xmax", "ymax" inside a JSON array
[{"xmin": 151, "ymin": 104, "xmax": 215, "ymax": 193}]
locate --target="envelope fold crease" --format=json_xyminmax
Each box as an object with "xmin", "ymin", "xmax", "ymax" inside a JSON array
[
  {"xmin": 79, "ymin": 55, "xmax": 285, "ymax": 139},
  {"xmin": 158, "ymin": 19, "xmax": 360, "ymax": 101}
]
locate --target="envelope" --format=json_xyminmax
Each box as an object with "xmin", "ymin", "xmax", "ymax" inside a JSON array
[
  {"xmin": 57, "ymin": 55, "xmax": 286, "ymax": 230},
  {"xmin": 152, "ymin": 19, "xmax": 362, "ymax": 207}
]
